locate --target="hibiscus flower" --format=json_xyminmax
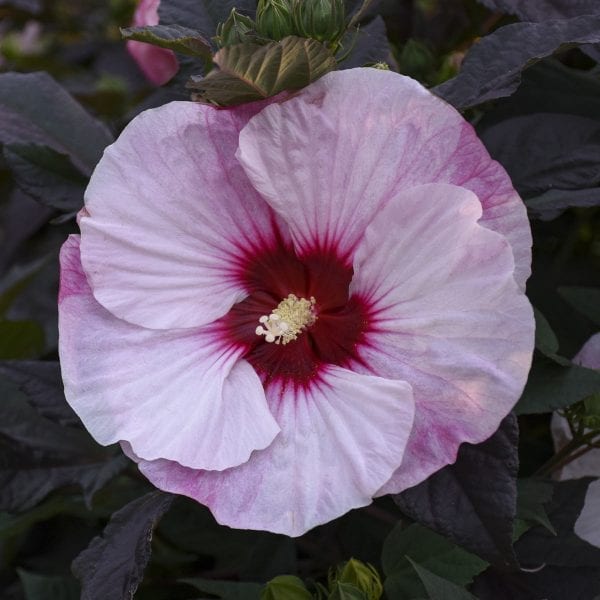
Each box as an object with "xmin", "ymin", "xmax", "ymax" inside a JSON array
[
  {"xmin": 59, "ymin": 68, "xmax": 534, "ymax": 536},
  {"xmin": 126, "ymin": 0, "xmax": 178, "ymax": 86}
]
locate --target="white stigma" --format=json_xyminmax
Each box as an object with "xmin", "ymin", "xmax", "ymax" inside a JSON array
[{"xmin": 255, "ymin": 294, "xmax": 316, "ymax": 345}]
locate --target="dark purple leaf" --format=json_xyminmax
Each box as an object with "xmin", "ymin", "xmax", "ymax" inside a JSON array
[
  {"xmin": 159, "ymin": 0, "xmax": 256, "ymax": 41},
  {"xmin": 72, "ymin": 492, "xmax": 173, "ymax": 600},
  {"xmin": 393, "ymin": 414, "xmax": 519, "ymax": 569},
  {"xmin": 341, "ymin": 16, "xmax": 391, "ymax": 68},
  {"xmin": 434, "ymin": 15, "xmax": 600, "ymax": 109},
  {"xmin": 0, "ymin": 72, "xmax": 113, "ymax": 174},
  {"xmin": 477, "ymin": 0, "xmax": 600, "ymax": 21}
]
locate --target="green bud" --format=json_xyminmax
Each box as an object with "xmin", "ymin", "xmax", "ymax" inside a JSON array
[
  {"xmin": 293, "ymin": 0, "xmax": 346, "ymax": 44},
  {"xmin": 215, "ymin": 8, "xmax": 256, "ymax": 48},
  {"xmin": 256, "ymin": 0, "xmax": 296, "ymax": 41},
  {"xmin": 328, "ymin": 559, "xmax": 383, "ymax": 600}
]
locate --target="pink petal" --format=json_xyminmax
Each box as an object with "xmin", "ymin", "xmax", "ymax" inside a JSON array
[
  {"xmin": 80, "ymin": 100, "xmax": 288, "ymax": 329},
  {"xmin": 59, "ymin": 235, "xmax": 279, "ymax": 470},
  {"xmin": 237, "ymin": 68, "xmax": 530, "ymax": 287},
  {"xmin": 126, "ymin": 366, "xmax": 415, "ymax": 536},
  {"xmin": 345, "ymin": 183, "xmax": 534, "ymax": 494},
  {"xmin": 127, "ymin": 40, "xmax": 178, "ymax": 86}
]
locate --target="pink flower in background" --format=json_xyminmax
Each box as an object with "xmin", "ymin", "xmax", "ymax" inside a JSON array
[
  {"xmin": 58, "ymin": 68, "xmax": 534, "ymax": 536},
  {"xmin": 551, "ymin": 333, "xmax": 600, "ymax": 548},
  {"xmin": 126, "ymin": 0, "xmax": 178, "ymax": 86}
]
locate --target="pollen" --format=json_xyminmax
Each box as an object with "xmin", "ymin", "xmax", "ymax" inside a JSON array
[{"xmin": 255, "ymin": 294, "xmax": 317, "ymax": 345}]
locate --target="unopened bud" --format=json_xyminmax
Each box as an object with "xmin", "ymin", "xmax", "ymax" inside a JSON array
[
  {"xmin": 215, "ymin": 9, "xmax": 256, "ymax": 48},
  {"xmin": 293, "ymin": 0, "xmax": 346, "ymax": 44},
  {"xmin": 329, "ymin": 558, "xmax": 383, "ymax": 600},
  {"xmin": 256, "ymin": 0, "xmax": 295, "ymax": 41}
]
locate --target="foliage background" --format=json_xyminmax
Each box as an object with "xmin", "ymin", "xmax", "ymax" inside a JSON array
[{"xmin": 0, "ymin": 0, "xmax": 599, "ymax": 598}]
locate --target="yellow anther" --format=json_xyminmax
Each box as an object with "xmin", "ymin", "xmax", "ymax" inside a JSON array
[{"xmin": 255, "ymin": 294, "xmax": 316, "ymax": 345}]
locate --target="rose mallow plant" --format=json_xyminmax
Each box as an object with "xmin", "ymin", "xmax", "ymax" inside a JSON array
[{"xmin": 59, "ymin": 68, "xmax": 534, "ymax": 536}]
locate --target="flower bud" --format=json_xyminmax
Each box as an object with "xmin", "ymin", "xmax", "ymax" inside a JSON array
[
  {"xmin": 215, "ymin": 8, "xmax": 256, "ymax": 48},
  {"xmin": 329, "ymin": 558, "xmax": 383, "ymax": 600},
  {"xmin": 293, "ymin": 0, "xmax": 346, "ymax": 44},
  {"xmin": 256, "ymin": 0, "xmax": 296, "ymax": 41}
]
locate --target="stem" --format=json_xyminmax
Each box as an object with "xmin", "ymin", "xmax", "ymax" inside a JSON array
[
  {"xmin": 534, "ymin": 430, "xmax": 600, "ymax": 477},
  {"xmin": 348, "ymin": 0, "xmax": 375, "ymax": 29}
]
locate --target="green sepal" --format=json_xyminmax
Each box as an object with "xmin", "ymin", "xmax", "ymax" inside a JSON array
[{"xmin": 188, "ymin": 35, "xmax": 336, "ymax": 106}]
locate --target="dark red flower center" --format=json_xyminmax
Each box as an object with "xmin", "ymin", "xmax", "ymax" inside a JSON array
[{"xmin": 222, "ymin": 238, "xmax": 369, "ymax": 390}]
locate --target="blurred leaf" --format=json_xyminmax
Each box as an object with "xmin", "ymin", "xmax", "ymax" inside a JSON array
[
  {"xmin": 0, "ymin": 72, "xmax": 113, "ymax": 175},
  {"xmin": 17, "ymin": 570, "xmax": 79, "ymax": 600},
  {"xmin": 121, "ymin": 24, "xmax": 211, "ymax": 58},
  {"xmin": 393, "ymin": 414, "xmax": 519, "ymax": 569},
  {"xmin": 328, "ymin": 582, "xmax": 367, "ymax": 600},
  {"xmin": 0, "ymin": 495, "xmax": 82, "ymax": 539},
  {"xmin": 340, "ymin": 16, "xmax": 391, "ymax": 68},
  {"xmin": 434, "ymin": 15, "xmax": 600, "ymax": 109},
  {"xmin": 188, "ymin": 36, "xmax": 336, "ymax": 106},
  {"xmin": 515, "ymin": 479, "xmax": 556, "ymax": 540},
  {"xmin": 72, "ymin": 491, "xmax": 173, "ymax": 600},
  {"xmin": 261, "ymin": 575, "xmax": 312, "ymax": 600},
  {"xmin": 558, "ymin": 287, "xmax": 600, "ymax": 327},
  {"xmin": 406, "ymin": 557, "xmax": 478, "ymax": 600},
  {"xmin": 382, "ymin": 523, "xmax": 487, "ymax": 600},
  {"xmin": 183, "ymin": 578, "xmax": 262, "ymax": 599},
  {"xmin": 516, "ymin": 353, "xmax": 600, "ymax": 414},
  {"xmin": 159, "ymin": 0, "xmax": 257, "ymax": 39},
  {"xmin": 0, "ymin": 0, "xmax": 41, "ymax": 12},
  {"xmin": 158, "ymin": 497, "xmax": 296, "ymax": 578},
  {"xmin": 0, "ymin": 320, "xmax": 44, "ymax": 359},
  {"xmin": 533, "ymin": 308, "xmax": 560, "ymax": 358},
  {"xmin": 4, "ymin": 143, "xmax": 87, "ymax": 213}
]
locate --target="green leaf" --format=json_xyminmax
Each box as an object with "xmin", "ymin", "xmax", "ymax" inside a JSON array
[
  {"xmin": 329, "ymin": 582, "xmax": 367, "ymax": 600},
  {"xmin": 382, "ymin": 523, "xmax": 487, "ymax": 600},
  {"xmin": 0, "ymin": 320, "xmax": 44, "ymax": 359},
  {"xmin": 261, "ymin": 575, "xmax": 312, "ymax": 600},
  {"xmin": 120, "ymin": 24, "xmax": 211, "ymax": 58},
  {"xmin": 533, "ymin": 307, "xmax": 559, "ymax": 357},
  {"xmin": 515, "ymin": 479, "xmax": 556, "ymax": 540},
  {"xmin": 558, "ymin": 286, "xmax": 600, "ymax": 327},
  {"xmin": 406, "ymin": 558, "xmax": 478, "ymax": 600},
  {"xmin": 4, "ymin": 143, "xmax": 87, "ymax": 212},
  {"xmin": 188, "ymin": 35, "xmax": 336, "ymax": 106},
  {"xmin": 516, "ymin": 353, "xmax": 600, "ymax": 414},
  {"xmin": 18, "ymin": 570, "xmax": 79, "ymax": 600},
  {"xmin": 182, "ymin": 577, "xmax": 262, "ymax": 599}
]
